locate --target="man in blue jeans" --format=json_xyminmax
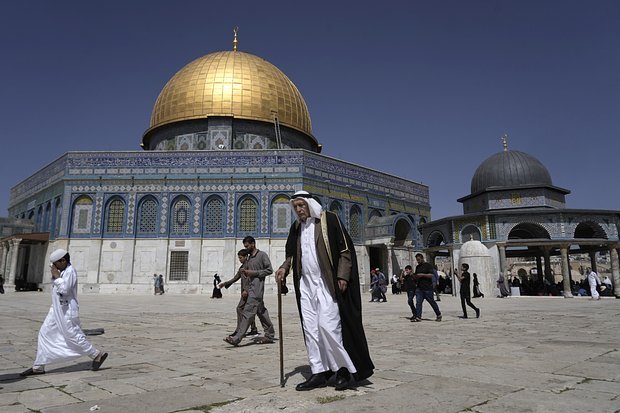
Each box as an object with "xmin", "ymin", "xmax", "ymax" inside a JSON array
[{"xmin": 412, "ymin": 253, "xmax": 442, "ymax": 322}]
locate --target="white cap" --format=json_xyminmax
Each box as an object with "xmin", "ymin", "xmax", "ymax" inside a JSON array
[{"xmin": 49, "ymin": 248, "xmax": 68, "ymax": 262}]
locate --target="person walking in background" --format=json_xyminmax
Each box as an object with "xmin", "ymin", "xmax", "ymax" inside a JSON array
[
  {"xmin": 472, "ymin": 273, "xmax": 484, "ymax": 298},
  {"xmin": 456, "ymin": 263, "xmax": 480, "ymax": 319},
  {"xmin": 412, "ymin": 253, "xmax": 442, "ymax": 322},
  {"xmin": 158, "ymin": 274, "xmax": 165, "ymax": 294},
  {"xmin": 402, "ymin": 265, "xmax": 417, "ymax": 321},
  {"xmin": 20, "ymin": 249, "xmax": 108, "ymax": 376},
  {"xmin": 497, "ymin": 273, "xmax": 510, "ymax": 298},
  {"xmin": 212, "ymin": 273, "xmax": 222, "ymax": 298},
  {"xmin": 224, "ymin": 236, "xmax": 275, "ymax": 346},
  {"xmin": 219, "ymin": 249, "xmax": 258, "ymax": 338},
  {"xmin": 276, "ymin": 190, "xmax": 374, "ymax": 391},
  {"xmin": 587, "ymin": 267, "xmax": 601, "ymax": 300},
  {"xmin": 391, "ymin": 272, "xmax": 401, "ymax": 294},
  {"xmin": 376, "ymin": 268, "xmax": 388, "ymax": 302},
  {"xmin": 153, "ymin": 273, "xmax": 160, "ymax": 295}
]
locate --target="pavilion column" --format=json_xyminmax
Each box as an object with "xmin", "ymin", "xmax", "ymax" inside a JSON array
[
  {"xmin": 560, "ymin": 246, "xmax": 573, "ymax": 298},
  {"xmin": 542, "ymin": 247, "xmax": 553, "ymax": 283},
  {"xmin": 7, "ymin": 238, "xmax": 22, "ymax": 289},
  {"xmin": 589, "ymin": 251, "xmax": 597, "ymax": 273},
  {"xmin": 0, "ymin": 242, "xmax": 8, "ymax": 277},
  {"xmin": 536, "ymin": 254, "xmax": 543, "ymax": 281},
  {"xmin": 386, "ymin": 242, "xmax": 394, "ymax": 281},
  {"xmin": 498, "ymin": 244, "xmax": 507, "ymax": 276},
  {"xmin": 610, "ymin": 245, "xmax": 620, "ymax": 298}
]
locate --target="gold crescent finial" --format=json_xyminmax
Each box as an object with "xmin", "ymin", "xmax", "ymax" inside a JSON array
[
  {"xmin": 501, "ymin": 134, "xmax": 508, "ymax": 151},
  {"xmin": 233, "ymin": 27, "xmax": 239, "ymax": 51}
]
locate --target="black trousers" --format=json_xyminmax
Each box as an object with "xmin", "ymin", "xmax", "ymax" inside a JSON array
[{"xmin": 460, "ymin": 292, "xmax": 478, "ymax": 317}]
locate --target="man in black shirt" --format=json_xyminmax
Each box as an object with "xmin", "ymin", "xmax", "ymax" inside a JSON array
[
  {"xmin": 456, "ymin": 263, "xmax": 480, "ymax": 319},
  {"xmin": 412, "ymin": 253, "xmax": 442, "ymax": 322},
  {"xmin": 402, "ymin": 265, "xmax": 417, "ymax": 320}
]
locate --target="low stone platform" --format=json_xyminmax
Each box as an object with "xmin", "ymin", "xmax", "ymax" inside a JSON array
[{"xmin": 1, "ymin": 291, "xmax": 618, "ymax": 412}]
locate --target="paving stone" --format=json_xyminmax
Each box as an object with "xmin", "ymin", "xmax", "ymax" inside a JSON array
[{"xmin": 0, "ymin": 293, "xmax": 617, "ymax": 413}]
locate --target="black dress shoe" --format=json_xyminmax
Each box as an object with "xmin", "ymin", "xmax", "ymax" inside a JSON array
[
  {"xmin": 20, "ymin": 367, "xmax": 45, "ymax": 377},
  {"xmin": 92, "ymin": 352, "xmax": 108, "ymax": 371},
  {"xmin": 334, "ymin": 368, "xmax": 355, "ymax": 391},
  {"xmin": 295, "ymin": 373, "xmax": 328, "ymax": 391}
]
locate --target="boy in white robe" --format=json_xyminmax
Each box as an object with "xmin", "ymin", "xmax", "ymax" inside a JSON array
[{"xmin": 20, "ymin": 249, "xmax": 108, "ymax": 376}]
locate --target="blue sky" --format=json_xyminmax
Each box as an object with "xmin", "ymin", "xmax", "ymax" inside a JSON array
[{"xmin": 1, "ymin": 0, "xmax": 618, "ymax": 220}]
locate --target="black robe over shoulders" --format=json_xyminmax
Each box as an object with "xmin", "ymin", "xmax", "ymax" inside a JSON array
[{"xmin": 285, "ymin": 211, "xmax": 374, "ymax": 381}]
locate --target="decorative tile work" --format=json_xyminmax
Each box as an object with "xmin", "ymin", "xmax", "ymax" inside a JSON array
[
  {"xmin": 261, "ymin": 192, "xmax": 269, "ymax": 233},
  {"xmin": 126, "ymin": 192, "xmax": 136, "ymax": 234},
  {"xmin": 226, "ymin": 192, "xmax": 235, "ymax": 233}
]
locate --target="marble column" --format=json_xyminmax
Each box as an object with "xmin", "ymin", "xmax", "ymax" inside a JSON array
[
  {"xmin": 7, "ymin": 238, "xmax": 22, "ymax": 288},
  {"xmin": 610, "ymin": 246, "xmax": 620, "ymax": 298},
  {"xmin": 542, "ymin": 247, "xmax": 553, "ymax": 284},
  {"xmin": 589, "ymin": 251, "xmax": 597, "ymax": 273},
  {"xmin": 386, "ymin": 242, "xmax": 394, "ymax": 280},
  {"xmin": 0, "ymin": 242, "xmax": 7, "ymax": 277},
  {"xmin": 498, "ymin": 244, "xmax": 507, "ymax": 276},
  {"xmin": 536, "ymin": 254, "xmax": 543, "ymax": 282},
  {"xmin": 560, "ymin": 246, "xmax": 573, "ymax": 298}
]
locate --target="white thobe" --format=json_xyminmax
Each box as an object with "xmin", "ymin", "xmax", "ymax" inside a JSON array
[
  {"xmin": 588, "ymin": 271, "xmax": 601, "ymax": 299},
  {"xmin": 299, "ymin": 218, "xmax": 356, "ymax": 375},
  {"xmin": 33, "ymin": 265, "xmax": 98, "ymax": 368}
]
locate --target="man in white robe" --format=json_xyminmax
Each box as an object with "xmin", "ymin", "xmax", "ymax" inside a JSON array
[
  {"xmin": 276, "ymin": 191, "xmax": 373, "ymax": 391},
  {"xmin": 587, "ymin": 267, "xmax": 601, "ymax": 300},
  {"xmin": 20, "ymin": 249, "xmax": 108, "ymax": 376}
]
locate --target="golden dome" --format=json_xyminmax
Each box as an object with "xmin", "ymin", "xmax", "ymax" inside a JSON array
[{"xmin": 147, "ymin": 51, "xmax": 312, "ymax": 136}]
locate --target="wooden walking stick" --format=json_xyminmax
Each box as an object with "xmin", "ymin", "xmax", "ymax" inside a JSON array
[{"xmin": 277, "ymin": 277, "xmax": 284, "ymax": 387}]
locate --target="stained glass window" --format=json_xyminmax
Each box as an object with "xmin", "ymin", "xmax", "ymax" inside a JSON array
[
  {"xmin": 72, "ymin": 196, "xmax": 93, "ymax": 234},
  {"xmin": 204, "ymin": 196, "xmax": 224, "ymax": 234},
  {"xmin": 106, "ymin": 198, "xmax": 125, "ymax": 233},
  {"xmin": 271, "ymin": 195, "xmax": 290, "ymax": 233},
  {"xmin": 138, "ymin": 197, "xmax": 158, "ymax": 234},
  {"xmin": 172, "ymin": 197, "xmax": 190, "ymax": 234},
  {"xmin": 239, "ymin": 197, "xmax": 257, "ymax": 232}
]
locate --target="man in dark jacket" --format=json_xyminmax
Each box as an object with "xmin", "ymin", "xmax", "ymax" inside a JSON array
[{"xmin": 276, "ymin": 191, "xmax": 374, "ymax": 391}]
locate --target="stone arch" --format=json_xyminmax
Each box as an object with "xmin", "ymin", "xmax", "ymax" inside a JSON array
[
  {"xmin": 507, "ymin": 222, "xmax": 550, "ymax": 240},
  {"xmin": 574, "ymin": 221, "xmax": 608, "ymax": 239},
  {"xmin": 329, "ymin": 200, "xmax": 343, "ymax": 220},
  {"xmin": 461, "ymin": 224, "xmax": 482, "ymax": 241},
  {"xmin": 427, "ymin": 230, "xmax": 446, "ymax": 247},
  {"xmin": 394, "ymin": 217, "xmax": 412, "ymax": 246}
]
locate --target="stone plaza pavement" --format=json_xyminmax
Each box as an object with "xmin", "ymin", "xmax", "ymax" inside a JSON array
[{"xmin": 1, "ymin": 290, "xmax": 618, "ymax": 413}]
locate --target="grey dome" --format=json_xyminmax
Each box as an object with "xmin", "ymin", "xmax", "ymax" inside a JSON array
[{"xmin": 471, "ymin": 150, "xmax": 552, "ymax": 194}]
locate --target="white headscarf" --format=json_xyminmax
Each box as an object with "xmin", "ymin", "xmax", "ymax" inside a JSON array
[{"xmin": 290, "ymin": 190, "xmax": 323, "ymax": 220}]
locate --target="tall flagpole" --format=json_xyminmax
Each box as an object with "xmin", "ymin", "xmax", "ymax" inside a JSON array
[{"xmin": 277, "ymin": 277, "xmax": 284, "ymax": 387}]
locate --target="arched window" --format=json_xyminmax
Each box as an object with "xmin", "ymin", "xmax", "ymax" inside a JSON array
[
  {"xmin": 461, "ymin": 225, "xmax": 482, "ymax": 241},
  {"xmin": 36, "ymin": 206, "xmax": 43, "ymax": 231},
  {"xmin": 239, "ymin": 197, "xmax": 258, "ymax": 233},
  {"xmin": 329, "ymin": 200, "xmax": 343, "ymax": 219},
  {"xmin": 271, "ymin": 195, "xmax": 291, "ymax": 234},
  {"xmin": 72, "ymin": 196, "xmax": 93, "ymax": 234},
  {"xmin": 171, "ymin": 196, "xmax": 191, "ymax": 235},
  {"xmin": 105, "ymin": 198, "xmax": 125, "ymax": 233},
  {"xmin": 44, "ymin": 202, "xmax": 52, "ymax": 232},
  {"xmin": 368, "ymin": 209, "xmax": 382, "ymax": 222},
  {"xmin": 137, "ymin": 196, "xmax": 158, "ymax": 234},
  {"xmin": 54, "ymin": 198, "xmax": 62, "ymax": 237},
  {"xmin": 349, "ymin": 205, "xmax": 362, "ymax": 240},
  {"xmin": 204, "ymin": 196, "xmax": 225, "ymax": 235}
]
